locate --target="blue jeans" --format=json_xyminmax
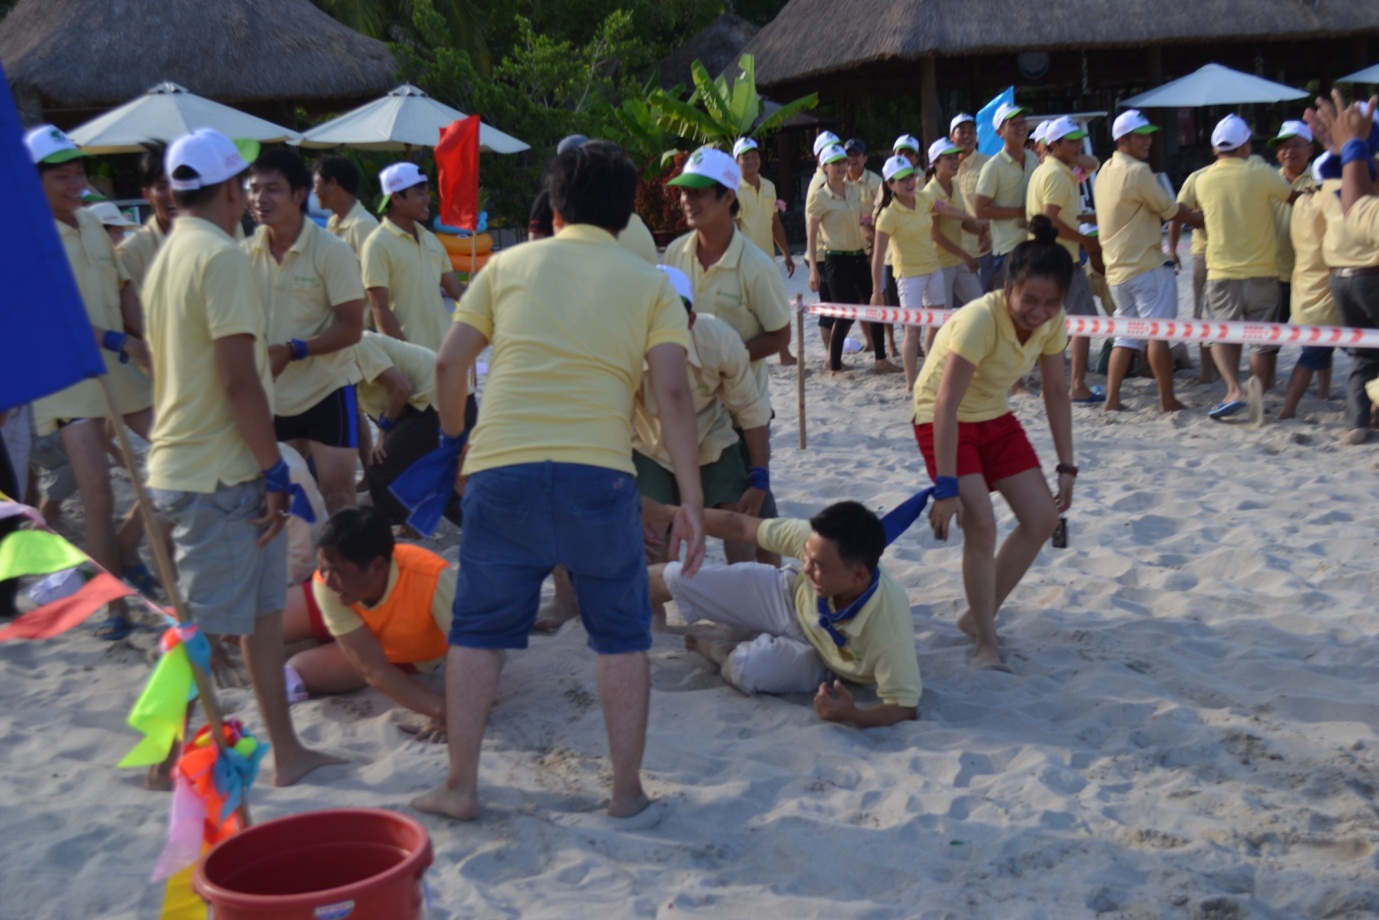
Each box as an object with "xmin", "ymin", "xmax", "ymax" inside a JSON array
[{"xmin": 452, "ymin": 462, "xmax": 650, "ymax": 654}]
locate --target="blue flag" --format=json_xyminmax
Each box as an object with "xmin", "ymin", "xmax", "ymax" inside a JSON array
[
  {"xmin": 976, "ymin": 86, "xmax": 1014, "ymax": 158},
  {"xmin": 0, "ymin": 63, "xmax": 106, "ymax": 411}
]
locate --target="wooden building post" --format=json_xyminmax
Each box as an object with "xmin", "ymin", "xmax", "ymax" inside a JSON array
[
  {"xmin": 1146, "ymin": 46, "xmax": 1167, "ymax": 172},
  {"xmin": 921, "ymin": 55, "xmax": 941, "ymax": 148}
]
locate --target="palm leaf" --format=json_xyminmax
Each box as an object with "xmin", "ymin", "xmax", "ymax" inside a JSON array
[
  {"xmin": 753, "ymin": 93, "xmax": 820, "ymax": 137},
  {"xmin": 650, "ymin": 93, "xmax": 722, "ymax": 146},
  {"xmin": 690, "ymin": 61, "xmax": 732, "ymax": 130}
]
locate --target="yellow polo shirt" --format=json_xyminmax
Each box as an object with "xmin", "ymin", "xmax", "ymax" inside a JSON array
[
  {"xmin": 353, "ymin": 330, "xmax": 438, "ymax": 420},
  {"xmin": 806, "ymin": 181, "xmax": 866, "ymax": 253},
  {"xmin": 848, "ymin": 168, "xmax": 884, "ymax": 214},
  {"xmin": 757, "ymin": 517, "xmax": 921, "ymax": 709},
  {"xmin": 1176, "ymin": 167, "xmax": 1210, "ymax": 258},
  {"xmin": 1273, "ymin": 169, "xmax": 1315, "ymax": 279},
  {"xmin": 876, "ymin": 190, "xmax": 941, "ymax": 278},
  {"xmin": 663, "ymin": 228, "xmax": 792, "ymax": 403},
  {"xmin": 455, "ymin": 224, "xmax": 689, "ymax": 476},
  {"xmin": 633, "ymin": 312, "xmax": 771, "ymax": 470},
  {"xmin": 33, "ymin": 209, "xmax": 151, "ymax": 436},
  {"xmin": 360, "ymin": 217, "xmax": 452, "ymax": 351},
  {"xmin": 737, "ymin": 173, "xmax": 779, "ymax": 257},
  {"xmin": 975, "ymin": 147, "xmax": 1040, "ymax": 256},
  {"xmin": 924, "ymin": 177, "xmax": 969, "ymax": 270},
  {"xmin": 314, "ymin": 560, "xmax": 456, "ymax": 673},
  {"xmin": 327, "ymin": 199, "xmax": 381, "ymax": 261},
  {"xmin": 617, "ymin": 213, "xmax": 659, "ymax": 265},
  {"xmin": 1319, "ymin": 179, "xmax": 1379, "ymax": 269},
  {"xmin": 1288, "ymin": 191, "xmax": 1340, "ymax": 328},
  {"xmin": 955, "ymin": 150, "xmax": 990, "ymax": 255},
  {"xmin": 1026, "ymin": 156, "xmax": 1083, "ymax": 261},
  {"xmin": 1093, "ymin": 150, "xmax": 1180, "ymax": 287},
  {"xmin": 116, "ymin": 215, "xmax": 166, "ymax": 291},
  {"xmin": 144, "ymin": 217, "xmax": 270, "ymax": 492},
  {"xmin": 244, "ymin": 220, "xmax": 364, "ymax": 417},
  {"xmin": 912, "ymin": 291, "xmax": 1068, "ymax": 424},
  {"xmin": 1185, "ymin": 156, "xmax": 1291, "ymax": 279},
  {"xmin": 1346, "ymin": 193, "xmax": 1379, "ymax": 251}
]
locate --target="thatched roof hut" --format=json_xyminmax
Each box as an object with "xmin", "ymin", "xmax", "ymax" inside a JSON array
[
  {"xmin": 744, "ymin": 0, "xmax": 1379, "ymax": 142},
  {"xmin": 651, "ymin": 12, "xmax": 760, "ymax": 90},
  {"xmin": 0, "ymin": 0, "xmax": 396, "ymax": 123}
]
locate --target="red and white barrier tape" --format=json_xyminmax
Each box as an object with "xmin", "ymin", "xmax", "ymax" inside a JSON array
[{"xmin": 803, "ymin": 302, "xmax": 1379, "ymax": 349}]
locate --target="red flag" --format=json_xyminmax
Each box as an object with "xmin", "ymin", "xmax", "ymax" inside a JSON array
[{"xmin": 436, "ymin": 115, "xmax": 481, "ymax": 232}]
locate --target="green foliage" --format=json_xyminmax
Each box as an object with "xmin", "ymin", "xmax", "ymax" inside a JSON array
[
  {"xmin": 599, "ymin": 75, "xmax": 685, "ymax": 179},
  {"xmin": 310, "ymin": 0, "xmax": 494, "ymax": 69},
  {"xmin": 648, "ymin": 54, "xmax": 817, "ymax": 149},
  {"xmin": 485, "ymin": 0, "xmax": 721, "ymax": 62},
  {"xmin": 732, "ymin": 0, "xmax": 791, "ymax": 26}
]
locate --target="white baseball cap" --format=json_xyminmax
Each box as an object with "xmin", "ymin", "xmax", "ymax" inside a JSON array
[
  {"xmin": 377, "ymin": 162, "xmax": 428, "ymax": 213},
  {"xmin": 1112, "ymin": 109, "xmax": 1160, "ymax": 141},
  {"xmin": 927, "ymin": 138, "xmax": 962, "ymax": 164},
  {"xmin": 1078, "ymin": 222, "xmax": 1099, "ymax": 237},
  {"xmin": 24, "ymin": 124, "xmax": 85, "ymax": 165},
  {"xmin": 732, "ymin": 137, "xmax": 759, "ymax": 158},
  {"xmin": 993, "ymin": 102, "xmax": 1030, "ymax": 130},
  {"xmin": 1043, "ymin": 116, "xmax": 1088, "ymax": 144},
  {"xmin": 949, "ymin": 113, "xmax": 976, "ymax": 133},
  {"xmin": 87, "ymin": 201, "xmax": 138, "ymax": 227},
  {"xmin": 882, "ymin": 154, "xmax": 916, "ymax": 182},
  {"xmin": 667, "ymin": 146, "xmax": 741, "ymax": 192},
  {"xmin": 657, "ymin": 265, "xmax": 694, "ymax": 306},
  {"xmin": 166, "ymin": 128, "xmax": 257, "ymax": 191},
  {"xmin": 812, "ymin": 131, "xmax": 841, "ymax": 157},
  {"xmin": 818, "ymin": 143, "xmax": 847, "ymax": 167},
  {"xmin": 893, "ymin": 134, "xmax": 921, "ymax": 154},
  {"xmin": 1212, "ymin": 114, "xmax": 1252, "ymax": 152},
  {"xmin": 1267, "ymin": 120, "xmax": 1314, "ymax": 148},
  {"xmin": 1031, "ymin": 121, "xmax": 1049, "ymax": 144}
]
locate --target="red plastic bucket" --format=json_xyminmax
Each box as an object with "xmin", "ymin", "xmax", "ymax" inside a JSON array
[{"xmin": 192, "ymin": 808, "xmax": 433, "ymax": 920}]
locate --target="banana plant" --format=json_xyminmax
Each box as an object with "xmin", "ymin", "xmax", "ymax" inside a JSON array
[
  {"xmin": 650, "ymin": 54, "xmax": 818, "ymax": 149},
  {"xmin": 600, "ymin": 75, "xmax": 685, "ymax": 179}
]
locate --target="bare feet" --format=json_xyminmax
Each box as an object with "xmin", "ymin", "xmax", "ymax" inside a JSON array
[
  {"xmin": 970, "ymin": 644, "xmax": 1010, "ymax": 671},
  {"xmin": 1159, "ymin": 399, "xmax": 1188, "ymax": 413},
  {"xmin": 956, "ymin": 611, "xmax": 977, "ymax": 640},
  {"xmin": 1339, "ymin": 428, "xmax": 1369, "ymax": 446},
  {"xmin": 272, "ymin": 746, "xmax": 348, "ymax": 787},
  {"xmin": 872, "ymin": 359, "xmax": 902, "ymax": 374},
  {"xmin": 1103, "ymin": 401, "xmax": 1128, "ymax": 413},
  {"xmin": 411, "ymin": 781, "xmax": 481, "ymax": 821},
  {"xmin": 607, "ymin": 790, "xmax": 653, "ymax": 819},
  {"xmin": 684, "ymin": 632, "xmax": 735, "ymax": 667},
  {"xmin": 1246, "ymin": 377, "xmax": 1266, "ymax": 426},
  {"xmin": 1069, "ymin": 388, "xmax": 1094, "ymax": 402},
  {"xmin": 778, "ymin": 352, "xmax": 797, "ymax": 367}
]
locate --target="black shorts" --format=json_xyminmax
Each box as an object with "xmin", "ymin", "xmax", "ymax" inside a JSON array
[{"xmin": 275, "ymin": 385, "xmax": 359, "ymax": 448}]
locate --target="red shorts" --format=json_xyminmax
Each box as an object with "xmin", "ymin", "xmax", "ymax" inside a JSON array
[
  {"xmin": 300, "ymin": 582, "xmax": 418, "ymax": 675},
  {"xmin": 913, "ymin": 412, "xmax": 1040, "ymax": 489}
]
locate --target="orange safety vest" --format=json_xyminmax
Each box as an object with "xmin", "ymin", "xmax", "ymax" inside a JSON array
[{"xmin": 315, "ymin": 544, "xmax": 451, "ymax": 664}]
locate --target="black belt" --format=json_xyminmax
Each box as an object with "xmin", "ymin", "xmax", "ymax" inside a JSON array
[{"xmin": 1331, "ymin": 266, "xmax": 1379, "ymax": 278}]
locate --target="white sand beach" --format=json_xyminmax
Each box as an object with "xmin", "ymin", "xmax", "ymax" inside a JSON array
[{"xmin": 3, "ymin": 247, "xmax": 1379, "ymax": 919}]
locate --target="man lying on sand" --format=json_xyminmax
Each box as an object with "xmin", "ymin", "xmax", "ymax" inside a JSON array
[
  {"xmin": 644, "ymin": 497, "xmax": 921, "ymax": 728},
  {"xmin": 282, "ymin": 507, "xmax": 453, "ymax": 740}
]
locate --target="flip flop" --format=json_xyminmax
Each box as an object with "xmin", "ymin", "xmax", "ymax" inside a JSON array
[
  {"xmin": 94, "ymin": 615, "xmax": 133, "ymax": 641},
  {"xmin": 123, "ymin": 563, "xmax": 159, "ymax": 597},
  {"xmin": 1071, "ymin": 389, "xmax": 1106, "ymax": 405},
  {"xmin": 1208, "ymin": 399, "xmax": 1247, "ymax": 420}
]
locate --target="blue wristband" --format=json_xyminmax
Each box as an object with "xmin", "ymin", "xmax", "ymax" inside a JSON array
[
  {"xmin": 933, "ymin": 476, "xmax": 960, "ymax": 500},
  {"xmin": 438, "ymin": 430, "xmax": 469, "ymax": 458},
  {"xmin": 747, "ymin": 466, "xmax": 770, "ymax": 492},
  {"xmin": 102, "ymin": 330, "xmax": 129, "ymax": 363},
  {"xmin": 262, "ymin": 458, "xmax": 292, "ymax": 494},
  {"xmin": 289, "ymin": 338, "xmax": 309, "ymax": 361},
  {"xmin": 1341, "ymin": 139, "xmax": 1370, "ymax": 168},
  {"xmin": 376, "ymin": 415, "xmax": 397, "ymax": 432}
]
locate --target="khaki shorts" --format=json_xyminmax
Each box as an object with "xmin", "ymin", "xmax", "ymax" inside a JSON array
[
  {"xmin": 1204, "ymin": 276, "xmax": 1280, "ymax": 355},
  {"xmin": 150, "ymin": 480, "xmax": 287, "ymax": 636}
]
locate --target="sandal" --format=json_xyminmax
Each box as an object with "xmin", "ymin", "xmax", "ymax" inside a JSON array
[{"xmin": 94, "ymin": 614, "xmax": 133, "ymax": 641}]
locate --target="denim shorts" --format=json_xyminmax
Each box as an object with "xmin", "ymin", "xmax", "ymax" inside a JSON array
[
  {"xmin": 1296, "ymin": 345, "xmax": 1334, "ymax": 372},
  {"xmin": 452, "ymin": 462, "xmax": 651, "ymax": 654},
  {"xmin": 149, "ymin": 480, "xmax": 287, "ymax": 635}
]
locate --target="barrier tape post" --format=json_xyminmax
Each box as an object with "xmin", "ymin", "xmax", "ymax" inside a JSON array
[{"xmin": 794, "ymin": 294, "xmax": 806, "ymax": 450}]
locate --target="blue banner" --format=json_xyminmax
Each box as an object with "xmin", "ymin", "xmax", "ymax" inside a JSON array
[
  {"xmin": 976, "ymin": 86, "xmax": 1015, "ymax": 158},
  {"xmin": 0, "ymin": 63, "xmax": 106, "ymax": 411}
]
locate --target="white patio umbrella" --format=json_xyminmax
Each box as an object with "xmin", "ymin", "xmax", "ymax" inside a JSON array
[
  {"xmin": 1337, "ymin": 64, "xmax": 1379, "ymax": 84},
  {"xmin": 1121, "ymin": 64, "xmax": 1308, "ymax": 108},
  {"xmin": 68, "ymin": 82, "xmax": 301, "ymax": 154},
  {"xmin": 299, "ymin": 84, "xmax": 529, "ymax": 154}
]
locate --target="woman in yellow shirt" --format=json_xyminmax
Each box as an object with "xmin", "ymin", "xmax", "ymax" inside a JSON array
[{"xmin": 912, "ymin": 217, "xmax": 1076, "ymax": 670}]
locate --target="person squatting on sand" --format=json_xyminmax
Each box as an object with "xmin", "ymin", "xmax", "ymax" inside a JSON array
[
  {"xmin": 281, "ymin": 507, "xmax": 455, "ymax": 741},
  {"xmin": 412, "ymin": 140, "xmax": 706, "ymax": 822},
  {"xmin": 644, "ymin": 497, "xmax": 921, "ymax": 729},
  {"xmin": 143, "ymin": 128, "xmax": 343, "ymax": 786},
  {"xmin": 912, "ymin": 216, "xmax": 1077, "ymax": 671}
]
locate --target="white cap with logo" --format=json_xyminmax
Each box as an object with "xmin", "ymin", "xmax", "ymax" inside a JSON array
[
  {"xmin": 667, "ymin": 146, "xmax": 741, "ymax": 191},
  {"xmin": 88, "ymin": 201, "xmax": 138, "ymax": 228},
  {"xmin": 812, "ymin": 131, "xmax": 841, "ymax": 157},
  {"xmin": 165, "ymin": 128, "xmax": 255, "ymax": 191},
  {"xmin": 1031, "ymin": 121, "xmax": 1049, "ymax": 144},
  {"xmin": 1211, "ymin": 114, "xmax": 1252, "ymax": 152},
  {"xmin": 1112, "ymin": 109, "xmax": 1161, "ymax": 141},
  {"xmin": 377, "ymin": 162, "xmax": 428, "ymax": 213},
  {"xmin": 818, "ymin": 143, "xmax": 847, "ymax": 167},
  {"xmin": 949, "ymin": 113, "xmax": 976, "ymax": 133},
  {"xmin": 732, "ymin": 137, "xmax": 759, "ymax": 158},
  {"xmin": 657, "ymin": 265, "xmax": 695, "ymax": 306},
  {"xmin": 1043, "ymin": 116, "xmax": 1088, "ymax": 144},
  {"xmin": 1267, "ymin": 120, "xmax": 1314, "ymax": 148},
  {"xmin": 892, "ymin": 133, "xmax": 921, "ymax": 154},
  {"xmin": 882, "ymin": 154, "xmax": 916, "ymax": 182},
  {"xmin": 927, "ymin": 138, "xmax": 962, "ymax": 164},
  {"xmin": 24, "ymin": 124, "xmax": 85, "ymax": 165},
  {"xmin": 993, "ymin": 102, "xmax": 1030, "ymax": 130}
]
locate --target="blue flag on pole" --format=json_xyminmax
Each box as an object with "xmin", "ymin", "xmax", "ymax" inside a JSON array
[
  {"xmin": 0, "ymin": 63, "xmax": 106, "ymax": 411},
  {"xmin": 976, "ymin": 86, "xmax": 1015, "ymax": 158}
]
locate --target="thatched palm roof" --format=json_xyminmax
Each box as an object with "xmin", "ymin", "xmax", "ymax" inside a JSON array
[
  {"xmin": 652, "ymin": 12, "xmax": 760, "ymax": 89},
  {"xmin": 745, "ymin": 0, "xmax": 1379, "ymax": 87},
  {"xmin": 0, "ymin": 0, "xmax": 396, "ymax": 110}
]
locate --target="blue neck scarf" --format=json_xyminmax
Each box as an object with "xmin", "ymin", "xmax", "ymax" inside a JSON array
[{"xmin": 815, "ymin": 487, "xmax": 935, "ymax": 648}]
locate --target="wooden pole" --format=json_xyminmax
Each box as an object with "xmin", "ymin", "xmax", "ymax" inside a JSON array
[
  {"xmin": 794, "ymin": 294, "xmax": 806, "ymax": 451},
  {"xmin": 920, "ymin": 55, "xmax": 942, "ymax": 151},
  {"xmin": 98, "ymin": 375, "xmax": 251, "ymax": 827}
]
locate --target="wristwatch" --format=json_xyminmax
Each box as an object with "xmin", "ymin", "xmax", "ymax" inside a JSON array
[{"xmin": 1055, "ymin": 463, "xmax": 1078, "ymax": 478}]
